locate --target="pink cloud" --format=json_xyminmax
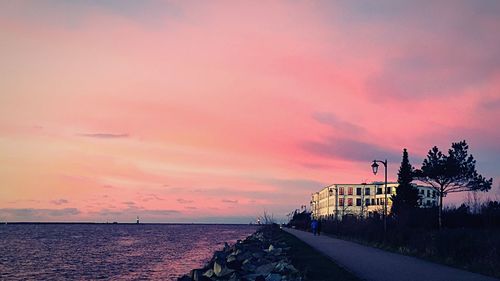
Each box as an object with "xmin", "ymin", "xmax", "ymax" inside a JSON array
[{"xmin": 1, "ymin": 1, "xmax": 499, "ymax": 222}]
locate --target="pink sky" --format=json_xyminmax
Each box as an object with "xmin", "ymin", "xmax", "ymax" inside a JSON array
[{"xmin": 1, "ymin": 1, "xmax": 499, "ymax": 223}]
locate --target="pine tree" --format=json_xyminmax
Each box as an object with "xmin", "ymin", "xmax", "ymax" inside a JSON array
[
  {"xmin": 391, "ymin": 149, "xmax": 420, "ymax": 219},
  {"xmin": 415, "ymin": 140, "xmax": 492, "ymax": 229}
]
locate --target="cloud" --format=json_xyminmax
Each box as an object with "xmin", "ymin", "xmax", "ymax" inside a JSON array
[
  {"xmin": 302, "ymin": 137, "xmax": 400, "ymax": 162},
  {"xmin": 221, "ymin": 199, "xmax": 238, "ymax": 204},
  {"xmin": 0, "ymin": 0, "xmax": 182, "ymax": 28},
  {"xmin": 50, "ymin": 199, "xmax": 69, "ymax": 205},
  {"xmin": 142, "ymin": 193, "xmax": 164, "ymax": 202},
  {"xmin": 95, "ymin": 208, "xmax": 180, "ymax": 219},
  {"xmin": 258, "ymin": 178, "xmax": 325, "ymax": 192},
  {"xmin": 79, "ymin": 133, "xmax": 129, "ymax": 138},
  {"xmin": 177, "ymin": 198, "xmax": 193, "ymax": 204},
  {"xmin": 312, "ymin": 112, "xmax": 365, "ymax": 134},
  {"xmin": 0, "ymin": 208, "xmax": 80, "ymax": 221}
]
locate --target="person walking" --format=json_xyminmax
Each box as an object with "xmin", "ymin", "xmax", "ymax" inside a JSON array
[{"xmin": 311, "ymin": 219, "xmax": 318, "ymax": 235}]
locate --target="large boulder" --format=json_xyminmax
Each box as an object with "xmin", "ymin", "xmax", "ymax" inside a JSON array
[{"xmin": 255, "ymin": 262, "xmax": 277, "ymax": 276}]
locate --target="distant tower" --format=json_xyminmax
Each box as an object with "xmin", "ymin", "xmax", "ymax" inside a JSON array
[{"xmin": 136, "ymin": 216, "xmax": 140, "ymax": 224}]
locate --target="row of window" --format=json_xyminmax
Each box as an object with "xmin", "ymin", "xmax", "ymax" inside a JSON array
[
  {"xmin": 338, "ymin": 198, "xmax": 386, "ymax": 207},
  {"xmin": 337, "ymin": 186, "xmax": 394, "ymax": 196},
  {"xmin": 420, "ymin": 189, "xmax": 437, "ymax": 198}
]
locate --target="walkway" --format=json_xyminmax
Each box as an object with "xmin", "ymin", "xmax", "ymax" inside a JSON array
[{"xmin": 284, "ymin": 228, "xmax": 498, "ymax": 281}]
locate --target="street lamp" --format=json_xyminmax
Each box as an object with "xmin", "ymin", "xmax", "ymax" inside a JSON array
[
  {"xmin": 371, "ymin": 159, "xmax": 388, "ymax": 238},
  {"xmin": 328, "ymin": 187, "xmax": 338, "ymax": 221}
]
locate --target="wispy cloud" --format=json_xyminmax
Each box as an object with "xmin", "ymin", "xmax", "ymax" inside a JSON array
[
  {"xmin": 177, "ymin": 198, "xmax": 193, "ymax": 204},
  {"xmin": 0, "ymin": 208, "xmax": 80, "ymax": 221},
  {"xmin": 78, "ymin": 133, "xmax": 129, "ymax": 138},
  {"xmin": 302, "ymin": 137, "xmax": 400, "ymax": 162},
  {"xmin": 50, "ymin": 199, "xmax": 69, "ymax": 205},
  {"xmin": 221, "ymin": 199, "xmax": 238, "ymax": 204},
  {"xmin": 313, "ymin": 112, "xmax": 365, "ymax": 134}
]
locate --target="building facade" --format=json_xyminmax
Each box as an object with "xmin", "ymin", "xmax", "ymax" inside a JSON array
[{"xmin": 310, "ymin": 182, "xmax": 439, "ymax": 219}]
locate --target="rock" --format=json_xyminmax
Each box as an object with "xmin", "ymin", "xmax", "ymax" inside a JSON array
[
  {"xmin": 227, "ymin": 255, "xmax": 237, "ymax": 263},
  {"xmin": 266, "ymin": 273, "xmax": 282, "ymax": 281},
  {"xmin": 255, "ymin": 275, "xmax": 266, "ymax": 281},
  {"xmin": 214, "ymin": 260, "xmax": 235, "ymax": 278},
  {"xmin": 213, "ymin": 260, "xmax": 223, "ymax": 276},
  {"xmin": 227, "ymin": 259, "xmax": 242, "ymax": 270},
  {"xmin": 255, "ymin": 263, "xmax": 276, "ymax": 275},
  {"xmin": 267, "ymin": 244, "xmax": 275, "ymax": 252},
  {"xmin": 237, "ymin": 251, "xmax": 252, "ymax": 262},
  {"xmin": 241, "ymin": 262, "xmax": 256, "ymax": 272},
  {"xmin": 202, "ymin": 269, "xmax": 214, "ymax": 278},
  {"xmin": 252, "ymin": 252, "xmax": 264, "ymax": 259}
]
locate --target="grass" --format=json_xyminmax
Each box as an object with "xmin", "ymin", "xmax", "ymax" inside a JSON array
[{"xmin": 275, "ymin": 228, "xmax": 360, "ymax": 281}]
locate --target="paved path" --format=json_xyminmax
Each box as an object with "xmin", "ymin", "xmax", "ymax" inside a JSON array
[{"xmin": 284, "ymin": 228, "xmax": 498, "ymax": 281}]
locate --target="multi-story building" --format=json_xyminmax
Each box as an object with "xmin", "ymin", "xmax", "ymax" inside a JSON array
[{"xmin": 310, "ymin": 182, "xmax": 439, "ymax": 219}]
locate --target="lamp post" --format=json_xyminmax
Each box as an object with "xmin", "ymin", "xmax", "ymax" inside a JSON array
[{"xmin": 371, "ymin": 159, "xmax": 388, "ymax": 238}]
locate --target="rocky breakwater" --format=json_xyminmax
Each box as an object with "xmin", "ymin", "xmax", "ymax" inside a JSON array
[{"xmin": 178, "ymin": 226, "xmax": 302, "ymax": 281}]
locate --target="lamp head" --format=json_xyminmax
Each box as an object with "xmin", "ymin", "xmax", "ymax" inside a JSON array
[{"xmin": 371, "ymin": 161, "xmax": 379, "ymax": 175}]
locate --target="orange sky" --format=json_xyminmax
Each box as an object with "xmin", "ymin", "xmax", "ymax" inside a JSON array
[{"xmin": 1, "ymin": 1, "xmax": 499, "ymax": 222}]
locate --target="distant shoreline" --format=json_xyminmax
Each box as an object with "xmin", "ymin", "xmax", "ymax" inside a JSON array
[{"xmin": 1, "ymin": 222, "xmax": 259, "ymax": 225}]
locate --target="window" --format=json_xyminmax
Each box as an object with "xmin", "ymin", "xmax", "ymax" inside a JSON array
[
  {"xmin": 376, "ymin": 198, "xmax": 380, "ymax": 205},
  {"xmin": 432, "ymin": 191, "xmax": 436, "ymax": 198},
  {"xmin": 427, "ymin": 190, "xmax": 431, "ymax": 197},
  {"xmin": 365, "ymin": 199, "xmax": 370, "ymax": 206},
  {"xmin": 356, "ymin": 188, "xmax": 362, "ymax": 196},
  {"xmin": 339, "ymin": 198, "xmax": 344, "ymax": 206},
  {"xmin": 348, "ymin": 187, "xmax": 353, "ymax": 195},
  {"xmin": 339, "ymin": 187, "xmax": 344, "ymax": 195},
  {"xmin": 365, "ymin": 188, "xmax": 370, "ymax": 195},
  {"xmin": 421, "ymin": 189, "xmax": 425, "ymax": 195},
  {"xmin": 348, "ymin": 198, "xmax": 353, "ymax": 206},
  {"xmin": 387, "ymin": 187, "xmax": 392, "ymax": 194},
  {"xmin": 371, "ymin": 199, "xmax": 375, "ymax": 205},
  {"xmin": 356, "ymin": 198, "xmax": 362, "ymax": 206},
  {"xmin": 377, "ymin": 188, "xmax": 382, "ymax": 194}
]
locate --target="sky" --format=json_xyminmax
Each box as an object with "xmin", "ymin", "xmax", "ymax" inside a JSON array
[{"xmin": 1, "ymin": 0, "xmax": 499, "ymax": 223}]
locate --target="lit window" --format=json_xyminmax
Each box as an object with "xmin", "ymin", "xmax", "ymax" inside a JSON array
[
  {"xmin": 339, "ymin": 187, "xmax": 344, "ymax": 195},
  {"xmin": 348, "ymin": 187, "xmax": 353, "ymax": 195},
  {"xmin": 339, "ymin": 198, "xmax": 344, "ymax": 206},
  {"xmin": 348, "ymin": 198, "xmax": 353, "ymax": 206}
]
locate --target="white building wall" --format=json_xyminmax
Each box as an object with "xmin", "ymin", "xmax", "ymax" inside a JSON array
[{"xmin": 311, "ymin": 182, "xmax": 439, "ymax": 219}]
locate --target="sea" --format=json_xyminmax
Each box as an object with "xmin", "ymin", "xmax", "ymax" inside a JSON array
[{"xmin": 0, "ymin": 223, "xmax": 258, "ymax": 280}]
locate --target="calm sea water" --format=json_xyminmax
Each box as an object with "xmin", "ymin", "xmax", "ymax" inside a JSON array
[{"xmin": 0, "ymin": 224, "xmax": 258, "ymax": 280}]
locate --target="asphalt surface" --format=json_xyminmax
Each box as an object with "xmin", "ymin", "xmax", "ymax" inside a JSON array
[{"xmin": 284, "ymin": 227, "xmax": 499, "ymax": 281}]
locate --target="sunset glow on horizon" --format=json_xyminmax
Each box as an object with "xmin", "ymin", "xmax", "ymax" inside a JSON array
[{"xmin": 1, "ymin": 1, "xmax": 499, "ymax": 223}]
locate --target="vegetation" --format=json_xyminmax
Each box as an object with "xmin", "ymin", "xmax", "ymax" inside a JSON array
[
  {"xmin": 391, "ymin": 148, "xmax": 420, "ymax": 226},
  {"xmin": 288, "ymin": 209, "xmax": 311, "ymax": 230},
  {"xmin": 415, "ymin": 140, "xmax": 493, "ymax": 228}
]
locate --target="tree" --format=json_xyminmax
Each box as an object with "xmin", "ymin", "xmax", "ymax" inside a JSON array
[
  {"xmin": 415, "ymin": 140, "xmax": 492, "ymax": 229},
  {"xmin": 391, "ymin": 149, "xmax": 420, "ymax": 222}
]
